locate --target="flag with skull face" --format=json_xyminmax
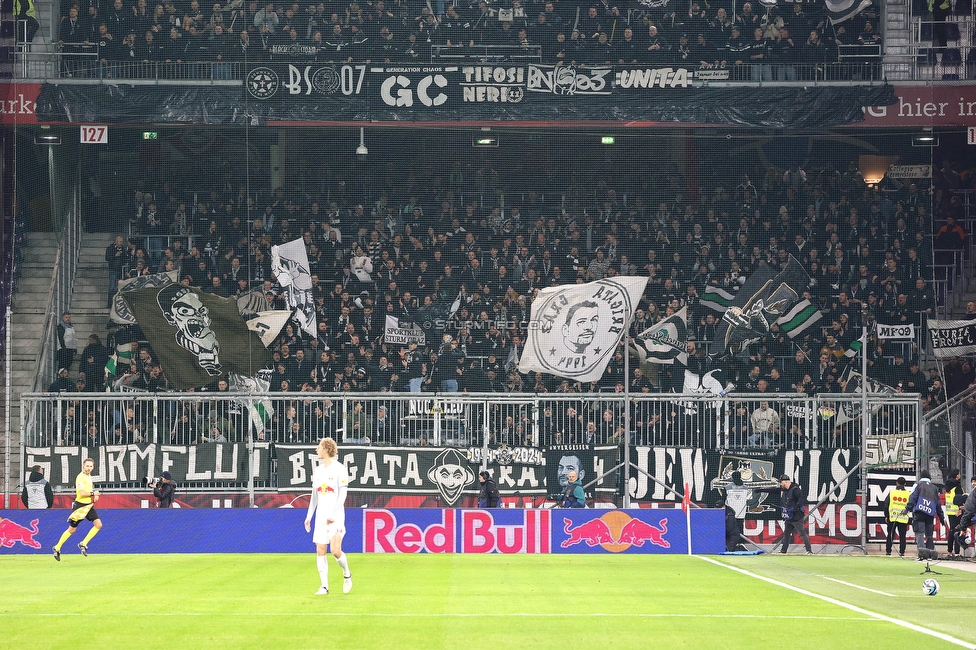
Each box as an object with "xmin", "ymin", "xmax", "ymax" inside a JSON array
[{"xmin": 123, "ymin": 284, "xmax": 272, "ymax": 390}]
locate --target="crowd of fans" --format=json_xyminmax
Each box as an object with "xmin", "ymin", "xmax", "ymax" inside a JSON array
[
  {"xmin": 53, "ymin": 0, "xmax": 882, "ymax": 71},
  {"xmin": 41, "ymin": 148, "xmax": 976, "ymax": 449}
]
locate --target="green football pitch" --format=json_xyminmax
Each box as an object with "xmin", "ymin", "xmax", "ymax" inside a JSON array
[{"xmin": 2, "ymin": 553, "xmax": 975, "ymax": 649}]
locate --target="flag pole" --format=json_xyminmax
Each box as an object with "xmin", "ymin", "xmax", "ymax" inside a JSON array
[
  {"xmin": 623, "ymin": 332, "xmax": 632, "ymax": 509},
  {"xmin": 860, "ymin": 302, "xmax": 869, "ymax": 551}
]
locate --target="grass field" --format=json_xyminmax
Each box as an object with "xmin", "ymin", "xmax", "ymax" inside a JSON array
[{"xmin": 2, "ymin": 552, "xmax": 976, "ymax": 649}]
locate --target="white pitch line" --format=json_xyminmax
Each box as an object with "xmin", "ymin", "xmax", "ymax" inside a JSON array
[
  {"xmin": 0, "ymin": 612, "xmax": 871, "ymax": 621},
  {"xmin": 699, "ymin": 556, "xmax": 976, "ymax": 650},
  {"xmin": 819, "ymin": 576, "xmax": 897, "ymax": 597}
]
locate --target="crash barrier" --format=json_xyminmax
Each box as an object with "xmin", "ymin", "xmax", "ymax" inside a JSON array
[
  {"xmin": 0, "ymin": 508, "xmax": 724, "ymax": 554},
  {"xmin": 10, "ymin": 392, "xmax": 924, "ymax": 549}
]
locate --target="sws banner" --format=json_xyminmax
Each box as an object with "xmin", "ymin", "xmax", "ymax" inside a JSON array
[
  {"xmin": 24, "ymin": 443, "xmax": 271, "ymax": 486},
  {"xmin": 0, "ymin": 508, "xmax": 724, "ymax": 555},
  {"xmin": 276, "ymin": 444, "xmax": 619, "ymax": 502}
]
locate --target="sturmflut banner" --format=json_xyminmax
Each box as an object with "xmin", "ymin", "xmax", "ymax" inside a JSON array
[
  {"xmin": 928, "ymin": 318, "xmax": 976, "ymax": 357},
  {"xmin": 519, "ymin": 277, "xmax": 648, "ymax": 382}
]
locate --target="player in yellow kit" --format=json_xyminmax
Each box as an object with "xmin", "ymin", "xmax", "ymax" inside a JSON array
[{"xmin": 53, "ymin": 458, "xmax": 103, "ymax": 561}]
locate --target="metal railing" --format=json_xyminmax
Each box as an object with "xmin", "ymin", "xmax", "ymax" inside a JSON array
[
  {"xmin": 32, "ymin": 187, "xmax": 82, "ymax": 393},
  {"xmin": 21, "ymin": 390, "xmax": 920, "ymax": 450}
]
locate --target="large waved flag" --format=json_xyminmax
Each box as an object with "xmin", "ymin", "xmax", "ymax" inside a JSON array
[
  {"xmin": 825, "ymin": 0, "xmax": 871, "ymax": 24},
  {"xmin": 712, "ymin": 256, "xmax": 810, "ymax": 357},
  {"xmin": 700, "ymin": 286, "xmax": 734, "ymax": 313},
  {"xmin": 776, "ymin": 299, "xmax": 823, "ymax": 339},
  {"xmin": 271, "ymin": 238, "xmax": 316, "ymax": 337},
  {"xmin": 123, "ymin": 284, "xmax": 271, "ymax": 391},
  {"xmin": 110, "ymin": 270, "xmax": 179, "ymax": 324},
  {"xmin": 633, "ymin": 306, "xmax": 688, "ymax": 365},
  {"xmin": 519, "ymin": 276, "xmax": 648, "ymax": 383}
]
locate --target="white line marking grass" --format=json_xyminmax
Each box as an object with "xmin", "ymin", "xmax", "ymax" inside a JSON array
[
  {"xmin": 699, "ymin": 555, "xmax": 976, "ymax": 650},
  {"xmin": 0, "ymin": 612, "xmax": 872, "ymax": 620},
  {"xmin": 819, "ymin": 576, "xmax": 897, "ymax": 597}
]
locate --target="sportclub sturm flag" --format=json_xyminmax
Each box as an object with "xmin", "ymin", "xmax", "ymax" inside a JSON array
[
  {"xmin": 633, "ymin": 306, "xmax": 688, "ymax": 365},
  {"xmin": 700, "ymin": 286, "xmax": 734, "ymax": 313},
  {"xmin": 519, "ymin": 277, "xmax": 648, "ymax": 383},
  {"xmin": 776, "ymin": 299, "xmax": 823, "ymax": 339},
  {"xmin": 123, "ymin": 284, "xmax": 272, "ymax": 391},
  {"xmin": 271, "ymin": 238, "xmax": 316, "ymax": 337},
  {"xmin": 384, "ymin": 315, "xmax": 426, "ymax": 345}
]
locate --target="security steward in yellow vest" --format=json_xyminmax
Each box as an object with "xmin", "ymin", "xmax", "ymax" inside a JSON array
[
  {"xmin": 883, "ymin": 476, "xmax": 911, "ymax": 557},
  {"xmin": 945, "ymin": 468, "xmax": 965, "ymax": 556},
  {"xmin": 13, "ymin": 0, "xmax": 40, "ymax": 43}
]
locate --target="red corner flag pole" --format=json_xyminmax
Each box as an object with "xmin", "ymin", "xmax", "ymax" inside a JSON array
[{"xmin": 683, "ymin": 482, "xmax": 692, "ymax": 555}]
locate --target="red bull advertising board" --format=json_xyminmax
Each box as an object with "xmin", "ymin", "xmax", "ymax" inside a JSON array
[{"xmin": 0, "ymin": 508, "xmax": 723, "ymax": 555}]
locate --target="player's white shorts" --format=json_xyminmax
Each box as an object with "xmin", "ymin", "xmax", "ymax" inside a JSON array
[{"xmin": 313, "ymin": 518, "xmax": 346, "ymax": 545}]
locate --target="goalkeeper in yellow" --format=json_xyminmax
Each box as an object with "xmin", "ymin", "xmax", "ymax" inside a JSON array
[{"xmin": 53, "ymin": 458, "xmax": 102, "ymax": 560}]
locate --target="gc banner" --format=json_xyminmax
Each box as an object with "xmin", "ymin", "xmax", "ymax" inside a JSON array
[
  {"xmin": 24, "ymin": 443, "xmax": 270, "ymax": 486},
  {"xmin": 368, "ymin": 66, "xmax": 460, "ymax": 110}
]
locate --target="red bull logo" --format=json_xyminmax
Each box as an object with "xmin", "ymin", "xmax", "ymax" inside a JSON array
[
  {"xmin": 561, "ymin": 512, "xmax": 670, "ymax": 552},
  {"xmin": 317, "ymin": 484, "xmax": 336, "ymax": 494},
  {"xmin": 0, "ymin": 517, "xmax": 42, "ymax": 549}
]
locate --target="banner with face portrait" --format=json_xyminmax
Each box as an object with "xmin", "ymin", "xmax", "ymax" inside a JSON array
[
  {"xmin": 271, "ymin": 238, "xmax": 316, "ymax": 337},
  {"xmin": 122, "ymin": 285, "xmax": 272, "ymax": 390},
  {"xmin": 519, "ymin": 277, "xmax": 648, "ymax": 383}
]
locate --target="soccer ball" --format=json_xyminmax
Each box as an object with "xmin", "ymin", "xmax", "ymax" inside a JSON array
[{"xmin": 922, "ymin": 578, "xmax": 940, "ymax": 596}]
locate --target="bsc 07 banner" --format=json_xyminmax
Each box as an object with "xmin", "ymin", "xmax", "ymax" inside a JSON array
[{"xmin": 0, "ymin": 508, "xmax": 723, "ymax": 554}]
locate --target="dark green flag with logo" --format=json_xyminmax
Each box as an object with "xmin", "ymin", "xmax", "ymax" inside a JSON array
[{"xmin": 123, "ymin": 284, "xmax": 271, "ymax": 390}]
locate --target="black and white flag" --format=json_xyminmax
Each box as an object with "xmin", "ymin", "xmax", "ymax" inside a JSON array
[
  {"xmin": 519, "ymin": 277, "xmax": 648, "ymax": 383},
  {"xmin": 271, "ymin": 238, "xmax": 316, "ymax": 337},
  {"xmin": 825, "ymin": 0, "xmax": 872, "ymax": 24},
  {"xmin": 633, "ymin": 307, "xmax": 688, "ymax": 365}
]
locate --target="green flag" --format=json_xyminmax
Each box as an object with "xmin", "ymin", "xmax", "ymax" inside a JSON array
[
  {"xmin": 700, "ymin": 285, "xmax": 735, "ymax": 312},
  {"xmin": 776, "ymin": 299, "xmax": 823, "ymax": 339},
  {"xmin": 123, "ymin": 284, "xmax": 271, "ymax": 390}
]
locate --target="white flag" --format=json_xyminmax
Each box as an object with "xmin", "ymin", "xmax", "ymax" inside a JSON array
[
  {"xmin": 633, "ymin": 306, "xmax": 688, "ymax": 365},
  {"xmin": 229, "ymin": 371, "xmax": 275, "ymax": 438},
  {"xmin": 246, "ymin": 310, "xmax": 293, "ymax": 348},
  {"xmin": 271, "ymin": 238, "xmax": 316, "ymax": 337},
  {"xmin": 518, "ymin": 277, "xmax": 648, "ymax": 383}
]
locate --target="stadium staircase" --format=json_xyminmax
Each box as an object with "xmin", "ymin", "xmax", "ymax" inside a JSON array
[
  {"xmin": 2, "ymin": 231, "xmax": 112, "ymax": 498},
  {"xmin": 884, "ymin": 0, "xmax": 915, "ymax": 79}
]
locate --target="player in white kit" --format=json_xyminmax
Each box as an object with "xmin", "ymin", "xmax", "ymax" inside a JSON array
[{"xmin": 304, "ymin": 437, "xmax": 352, "ymax": 595}]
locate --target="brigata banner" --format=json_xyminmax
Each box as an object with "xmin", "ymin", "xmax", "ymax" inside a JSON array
[
  {"xmin": 23, "ymin": 443, "xmax": 271, "ymax": 486},
  {"xmin": 928, "ymin": 318, "xmax": 976, "ymax": 357},
  {"xmin": 0, "ymin": 508, "xmax": 724, "ymax": 555},
  {"xmin": 276, "ymin": 443, "xmax": 618, "ymax": 503},
  {"xmin": 876, "ymin": 322, "xmax": 915, "ymax": 340}
]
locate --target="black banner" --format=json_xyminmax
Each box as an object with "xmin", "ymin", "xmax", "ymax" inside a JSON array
[
  {"xmin": 35, "ymin": 77, "xmax": 895, "ymax": 128},
  {"xmin": 629, "ymin": 446, "xmax": 860, "ymax": 520},
  {"xmin": 23, "ymin": 443, "xmax": 270, "ymax": 486},
  {"xmin": 275, "ymin": 444, "xmax": 619, "ymax": 503}
]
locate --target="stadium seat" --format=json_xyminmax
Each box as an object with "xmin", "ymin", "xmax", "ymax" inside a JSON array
[{"xmin": 942, "ymin": 47, "xmax": 962, "ymax": 78}]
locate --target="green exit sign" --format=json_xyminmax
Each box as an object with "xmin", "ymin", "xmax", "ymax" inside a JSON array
[
  {"xmin": 143, "ymin": 131, "xmax": 158, "ymax": 140},
  {"xmin": 601, "ymin": 136, "xmax": 615, "ymax": 145}
]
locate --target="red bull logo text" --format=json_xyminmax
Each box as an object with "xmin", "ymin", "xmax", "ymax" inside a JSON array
[
  {"xmin": 364, "ymin": 509, "xmax": 552, "ymax": 553},
  {"xmin": 0, "ymin": 517, "xmax": 42, "ymax": 549},
  {"xmin": 561, "ymin": 512, "xmax": 670, "ymax": 552}
]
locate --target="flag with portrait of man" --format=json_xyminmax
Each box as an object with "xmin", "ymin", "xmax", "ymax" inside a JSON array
[{"xmin": 519, "ymin": 277, "xmax": 648, "ymax": 383}]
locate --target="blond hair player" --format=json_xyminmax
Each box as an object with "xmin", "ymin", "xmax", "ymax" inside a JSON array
[{"xmin": 304, "ymin": 437, "xmax": 352, "ymax": 595}]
